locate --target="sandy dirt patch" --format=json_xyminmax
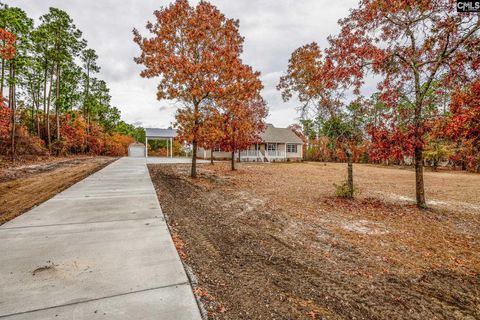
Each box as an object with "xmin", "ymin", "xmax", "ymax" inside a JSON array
[{"xmin": 0, "ymin": 156, "xmax": 115, "ymax": 224}]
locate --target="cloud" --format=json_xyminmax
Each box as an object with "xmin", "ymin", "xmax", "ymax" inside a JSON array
[{"xmin": 9, "ymin": 0, "xmax": 359, "ymax": 128}]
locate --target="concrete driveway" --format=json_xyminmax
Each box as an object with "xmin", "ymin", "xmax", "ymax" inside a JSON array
[{"xmin": 0, "ymin": 158, "xmax": 202, "ymax": 319}]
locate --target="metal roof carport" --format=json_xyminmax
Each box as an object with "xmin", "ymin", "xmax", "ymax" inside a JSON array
[{"xmin": 144, "ymin": 128, "xmax": 178, "ymax": 158}]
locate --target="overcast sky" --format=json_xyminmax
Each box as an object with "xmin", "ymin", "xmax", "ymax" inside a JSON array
[{"xmin": 10, "ymin": 0, "xmax": 359, "ymax": 128}]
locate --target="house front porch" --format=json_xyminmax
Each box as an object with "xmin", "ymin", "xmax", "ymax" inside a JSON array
[{"xmin": 239, "ymin": 143, "xmax": 295, "ymax": 162}]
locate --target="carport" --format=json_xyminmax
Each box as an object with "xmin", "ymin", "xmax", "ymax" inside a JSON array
[{"xmin": 145, "ymin": 128, "xmax": 178, "ymax": 158}]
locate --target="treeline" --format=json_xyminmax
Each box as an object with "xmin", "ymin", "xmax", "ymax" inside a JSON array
[{"xmin": 0, "ymin": 3, "xmax": 143, "ymax": 158}]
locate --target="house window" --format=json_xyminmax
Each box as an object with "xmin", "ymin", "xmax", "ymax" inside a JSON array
[
  {"xmin": 213, "ymin": 146, "xmax": 222, "ymax": 152},
  {"xmin": 286, "ymin": 144, "xmax": 297, "ymax": 153},
  {"xmin": 267, "ymin": 143, "xmax": 277, "ymax": 151}
]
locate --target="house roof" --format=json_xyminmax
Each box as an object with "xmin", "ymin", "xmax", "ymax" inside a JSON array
[
  {"xmin": 129, "ymin": 142, "xmax": 145, "ymax": 147},
  {"xmin": 145, "ymin": 128, "xmax": 177, "ymax": 138},
  {"xmin": 259, "ymin": 124, "xmax": 303, "ymax": 144}
]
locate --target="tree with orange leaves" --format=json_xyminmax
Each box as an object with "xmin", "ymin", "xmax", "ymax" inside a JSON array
[
  {"xmin": 328, "ymin": 0, "xmax": 480, "ymax": 207},
  {"xmin": 278, "ymin": 42, "xmax": 363, "ymax": 198},
  {"xmin": 133, "ymin": 0, "xmax": 246, "ymax": 178},
  {"xmin": 196, "ymin": 105, "xmax": 224, "ymax": 165},
  {"xmin": 217, "ymin": 62, "xmax": 266, "ymax": 171},
  {"xmin": 220, "ymin": 96, "xmax": 267, "ymax": 171}
]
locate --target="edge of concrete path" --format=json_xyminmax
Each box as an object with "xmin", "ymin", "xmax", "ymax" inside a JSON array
[{"xmin": 157, "ymin": 211, "xmax": 208, "ymax": 320}]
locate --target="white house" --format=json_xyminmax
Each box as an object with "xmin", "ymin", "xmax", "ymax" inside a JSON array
[{"xmin": 197, "ymin": 124, "xmax": 303, "ymax": 162}]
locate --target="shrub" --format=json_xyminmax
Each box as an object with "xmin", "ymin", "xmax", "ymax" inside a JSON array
[
  {"xmin": 333, "ymin": 180, "xmax": 354, "ymax": 198},
  {"xmin": 0, "ymin": 106, "xmax": 47, "ymax": 156},
  {"xmin": 50, "ymin": 139, "xmax": 68, "ymax": 156},
  {"xmin": 14, "ymin": 126, "xmax": 47, "ymax": 156},
  {"xmin": 104, "ymin": 133, "xmax": 134, "ymax": 156}
]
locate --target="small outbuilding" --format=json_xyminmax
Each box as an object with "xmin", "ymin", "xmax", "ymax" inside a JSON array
[
  {"xmin": 128, "ymin": 142, "xmax": 146, "ymax": 157},
  {"xmin": 145, "ymin": 128, "xmax": 178, "ymax": 158}
]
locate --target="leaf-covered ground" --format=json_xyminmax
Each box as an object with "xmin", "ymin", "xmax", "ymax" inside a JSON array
[{"xmin": 149, "ymin": 162, "xmax": 480, "ymax": 320}]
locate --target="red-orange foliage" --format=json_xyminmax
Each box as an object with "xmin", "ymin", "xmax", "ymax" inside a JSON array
[
  {"xmin": 366, "ymin": 124, "xmax": 416, "ymax": 162},
  {"xmin": 304, "ymin": 136, "xmax": 369, "ymax": 163},
  {"xmin": 219, "ymin": 96, "xmax": 267, "ymax": 170},
  {"xmin": 104, "ymin": 133, "xmax": 134, "ymax": 156},
  {"xmin": 217, "ymin": 61, "xmax": 266, "ymax": 170},
  {"xmin": 443, "ymin": 80, "xmax": 480, "ymax": 171},
  {"xmin": 1, "ymin": 95, "xmax": 45, "ymax": 156},
  {"xmin": 278, "ymin": 42, "xmax": 342, "ymax": 119},
  {"xmin": 133, "ymin": 0, "xmax": 243, "ymax": 103},
  {"xmin": 0, "ymin": 102, "xmax": 10, "ymax": 135},
  {"xmin": 133, "ymin": 0, "xmax": 251, "ymax": 177},
  {"xmin": 328, "ymin": 0, "xmax": 480, "ymax": 207},
  {"xmin": 11, "ymin": 126, "xmax": 46, "ymax": 156},
  {"xmin": 196, "ymin": 106, "xmax": 224, "ymax": 154},
  {"xmin": 0, "ymin": 97, "xmax": 11, "ymax": 153},
  {"xmin": 86, "ymin": 123, "xmax": 105, "ymax": 155},
  {"xmin": 0, "ymin": 28, "xmax": 16, "ymax": 60},
  {"xmin": 59, "ymin": 113, "xmax": 88, "ymax": 154},
  {"xmin": 5, "ymin": 111, "xmax": 133, "ymax": 157}
]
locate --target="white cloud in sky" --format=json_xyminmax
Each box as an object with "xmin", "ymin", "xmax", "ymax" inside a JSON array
[{"xmin": 9, "ymin": 0, "xmax": 361, "ymax": 128}]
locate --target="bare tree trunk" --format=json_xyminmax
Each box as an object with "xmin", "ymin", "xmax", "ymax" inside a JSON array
[
  {"xmin": 46, "ymin": 70, "xmax": 54, "ymax": 148},
  {"xmin": 84, "ymin": 63, "xmax": 91, "ymax": 135},
  {"xmin": 29, "ymin": 81, "xmax": 37, "ymax": 134},
  {"xmin": 31, "ymin": 101, "xmax": 35, "ymax": 133},
  {"xmin": 36, "ymin": 85, "xmax": 41, "ymax": 136},
  {"xmin": 331, "ymin": 141, "xmax": 337, "ymax": 162},
  {"xmin": 346, "ymin": 149, "xmax": 353, "ymax": 198},
  {"xmin": 190, "ymin": 101, "xmax": 199, "ymax": 178},
  {"xmin": 0, "ymin": 57, "xmax": 4, "ymax": 97},
  {"xmin": 43, "ymin": 64, "xmax": 48, "ymax": 140},
  {"xmin": 55, "ymin": 64, "xmax": 61, "ymax": 141},
  {"xmin": 414, "ymin": 146, "xmax": 426, "ymax": 208},
  {"xmin": 8, "ymin": 62, "xmax": 12, "ymax": 109},
  {"xmin": 84, "ymin": 63, "xmax": 90, "ymax": 117},
  {"xmin": 210, "ymin": 148, "xmax": 214, "ymax": 165},
  {"xmin": 10, "ymin": 62, "xmax": 16, "ymax": 160},
  {"xmin": 231, "ymin": 151, "xmax": 236, "ymax": 171},
  {"xmin": 191, "ymin": 140, "xmax": 197, "ymax": 178}
]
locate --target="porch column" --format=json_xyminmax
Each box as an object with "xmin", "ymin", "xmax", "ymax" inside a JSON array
[
  {"xmin": 145, "ymin": 137, "xmax": 148, "ymax": 158},
  {"xmin": 284, "ymin": 143, "xmax": 287, "ymax": 160},
  {"xmin": 170, "ymin": 137, "xmax": 173, "ymax": 158}
]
